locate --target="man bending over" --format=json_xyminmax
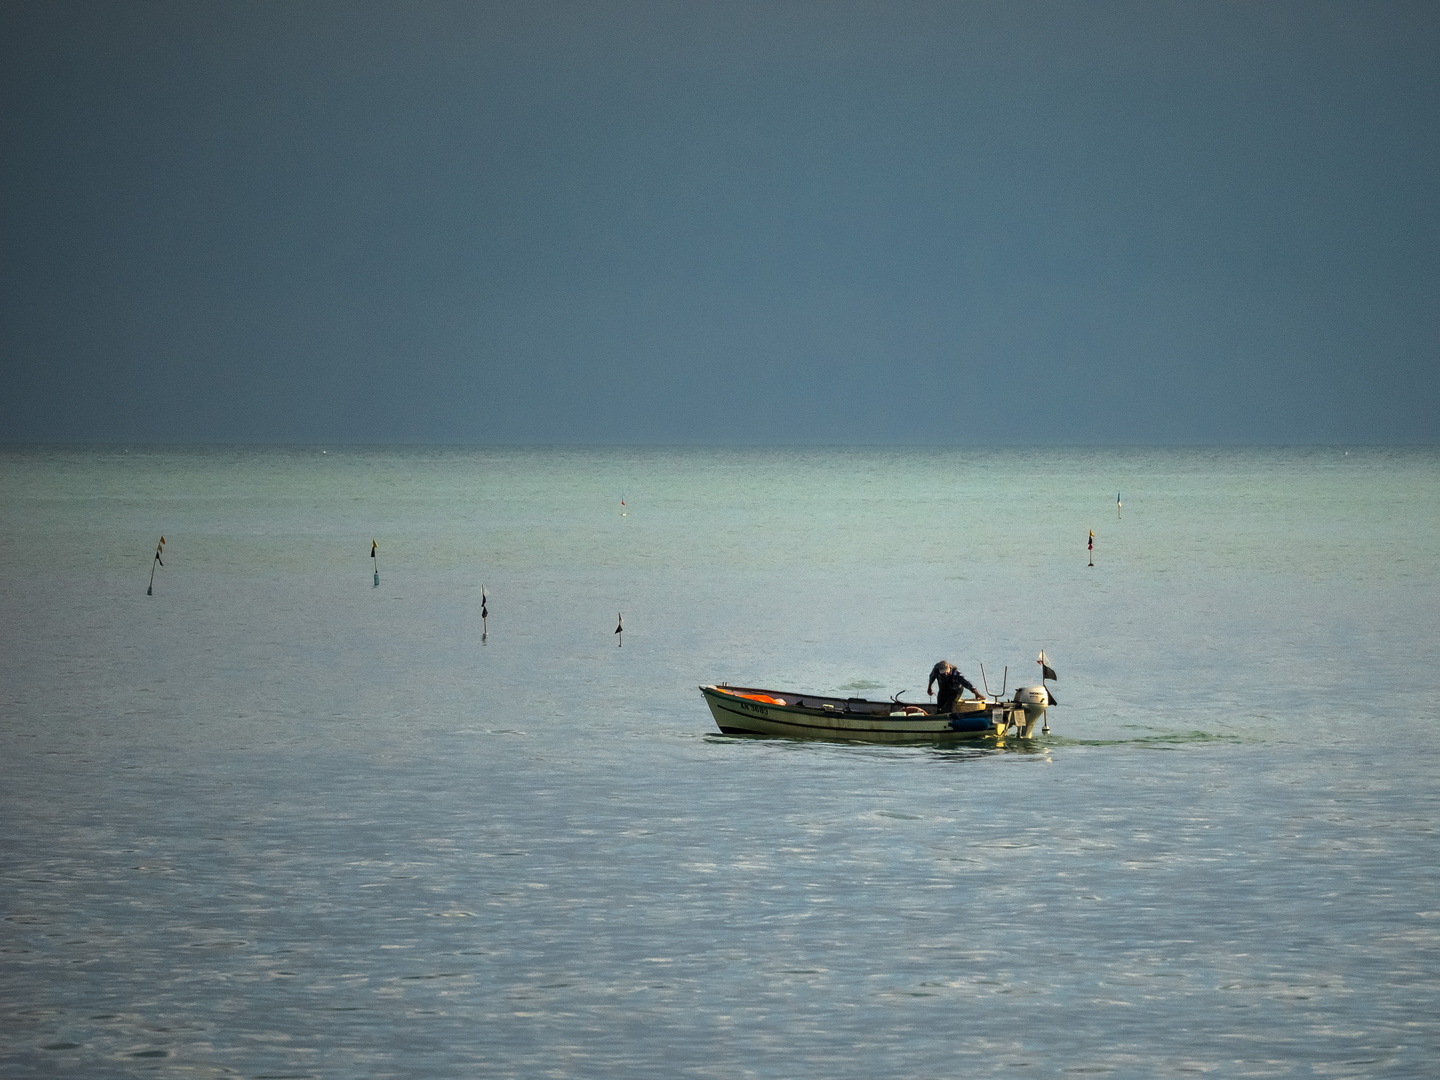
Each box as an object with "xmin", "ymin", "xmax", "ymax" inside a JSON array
[{"xmin": 928, "ymin": 660, "xmax": 982, "ymax": 713}]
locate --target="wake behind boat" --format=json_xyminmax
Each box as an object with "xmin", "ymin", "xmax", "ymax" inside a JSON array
[{"xmin": 700, "ymin": 683, "xmax": 1053, "ymax": 743}]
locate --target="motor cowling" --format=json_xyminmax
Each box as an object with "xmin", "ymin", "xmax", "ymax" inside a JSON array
[{"xmin": 1014, "ymin": 686, "xmax": 1048, "ymax": 706}]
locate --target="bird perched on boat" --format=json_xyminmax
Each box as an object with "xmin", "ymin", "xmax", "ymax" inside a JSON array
[{"xmin": 927, "ymin": 661, "xmax": 982, "ymax": 713}]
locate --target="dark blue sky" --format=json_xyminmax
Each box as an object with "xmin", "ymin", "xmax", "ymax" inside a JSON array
[{"xmin": 3, "ymin": 1, "xmax": 1437, "ymax": 443}]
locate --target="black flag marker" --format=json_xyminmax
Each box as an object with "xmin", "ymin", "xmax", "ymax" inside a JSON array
[
  {"xmin": 1037, "ymin": 651, "xmax": 1058, "ymax": 705},
  {"xmin": 371, "ymin": 539, "xmax": 379, "ymax": 586},
  {"xmin": 615, "ymin": 613, "xmax": 623, "ymax": 647},
  {"xmin": 1088, "ymin": 530, "xmax": 1094, "ymax": 567},
  {"xmin": 481, "ymin": 586, "xmax": 488, "ymax": 643},
  {"xmin": 147, "ymin": 536, "xmax": 166, "ymax": 595}
]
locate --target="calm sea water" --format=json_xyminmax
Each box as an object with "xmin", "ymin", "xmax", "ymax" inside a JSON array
[{"xmin": 2, "ymin": 445, "xmax": 1438, "ymax": 1078}]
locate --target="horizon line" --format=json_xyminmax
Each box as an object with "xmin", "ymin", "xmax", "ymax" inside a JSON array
[{"xmin": 3, "ymin": 440, "xmax": 1435, "ymax": 451}]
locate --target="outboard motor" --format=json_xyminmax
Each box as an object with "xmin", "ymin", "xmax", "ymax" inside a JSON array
[{"xmin": 1013, "ymin": 686, "xmax": 1049, "ymax": 736}]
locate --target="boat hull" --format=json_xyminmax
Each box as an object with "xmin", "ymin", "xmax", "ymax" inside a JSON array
[{"xmin": 700, "ymin": 684, "xmax": 1023, "ymax": 743}]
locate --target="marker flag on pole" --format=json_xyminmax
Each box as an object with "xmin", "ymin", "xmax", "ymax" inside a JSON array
[
  {"xmin": 371, "ymin": 540, "xmax": 377, "ymax": 559},
  {"xmin": 615, "ymin": 613, "xmax": 623, "ymax": 646},
  {"xmin": 1037, "ymin": 651, "xmax": 1058, "ymax": 704},
  {"xmin": 148, "ymin": 536, "xmax": 165, "ymax": 594},
  {"xmin": 1088, "ymin": 531, "xmax": 1094, "ymax": 551},
  {"xmin": 481, "ymin": 587, "xmax": 488, "ymax": 620}
]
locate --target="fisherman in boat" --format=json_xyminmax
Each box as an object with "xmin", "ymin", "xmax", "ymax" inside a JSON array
[{"xmin": 927, "ymin": 660, "xmax": 982, "ymax": 713}]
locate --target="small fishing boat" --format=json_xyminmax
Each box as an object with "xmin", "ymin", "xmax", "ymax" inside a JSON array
[{"xmin": 700, "ymin": 683, "xmax": 1053, "ymax": 743}]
